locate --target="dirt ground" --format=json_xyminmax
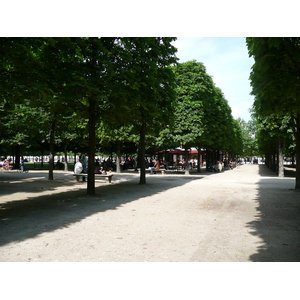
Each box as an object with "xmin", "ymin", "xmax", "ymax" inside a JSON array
[{"xmin": 0, "ymin": 164, "xmax": 300, "ymax": 262}]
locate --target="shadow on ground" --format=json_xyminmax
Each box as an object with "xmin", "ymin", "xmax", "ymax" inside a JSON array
[
  {"xmin": 258, "ymin": 163, "xmax": 296, "ymax": 178},
  {"xmin": 0, "ymin": 171, "xmax": 80, "ymax": 197},
  {"xmin": 247, "ymin": 165, "xmax": 300, "ymax": 262},
  {"xmin": 0, "ymin": 171, "xmax": 205, "ymax": 247}
]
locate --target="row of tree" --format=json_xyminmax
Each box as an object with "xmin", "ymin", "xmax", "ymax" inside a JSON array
[
  {"xmin": 246, "ymin": 37, "xmax": 300, "ymax": 190},
  {"xmin": 1, "ymin": 37, "xmax": 253, "ymax": 195}
]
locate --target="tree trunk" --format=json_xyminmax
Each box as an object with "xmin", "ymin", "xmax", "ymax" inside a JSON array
[
  {"xmin": 14, "ymin": 144, "xmax": 21, "ymax": 169},
  {"xmin": 40, "ymin": 148, "xmax": 44, "ymax": 168},
  {"xmin": 116, "ymin": 140, "xmax": 122, "ymax": 173},
  {"xmin": 184, "ymin": 148, "xmax": 190, "ymax": 175},
  {"xmin": 277, "ymin": 137, "xmax": 284, "ymax": 177},
  {"xmin": 197, "ymin": 143, "xmax": 201, "ymax": 173},
  {"xmin": 87, "ymin": 96, "xmax": 96, "ymax": 195},
  {"xmin": 63, "ymin": 141, "xmax": 69, "ymax": 171},
  {"xmin": 74, "ymin": 152, "xmax": 77, "ymax": 169},
  {"xmin": 206, "ymin": 148, "xmax": 211, "ymax": 171},
  {"xmin": 295, "ymin": 113, "xmax": 300, "ymax": 190},
  {"xmin": 48, "ymin": 121, "xmax": 55, "ymax": 180},
  {"xmin": 272, "ymin": 147, "xmax": 276, "ymax": 172},
  {"xmin": 266, "ymin": 151, "xmax": 272, "ymax": 169},
  {"xmin": 139, "ymin": 121, "xmax": 146, "ymax": 184}
]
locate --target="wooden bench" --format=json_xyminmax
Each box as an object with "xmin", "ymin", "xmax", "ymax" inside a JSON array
[
  {"xmin": 138, "ymin": 168, "xmax": 167, "ymax": 174},
  {"xmin": 73, "ymin": 173, "xmax": 113, "ymax": 183}
]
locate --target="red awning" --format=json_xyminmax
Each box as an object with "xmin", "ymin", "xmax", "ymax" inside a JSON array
[
  {"xmin": 161, "ymin": 149, "xmax": 205, "ymax": 155},
  {"xmin": 169, "ymin": 149, "xmax": 186, "ymax": 155},
  {"xmin": 189, "ymin": 149, "xmax": 198, "ymax": 154}
]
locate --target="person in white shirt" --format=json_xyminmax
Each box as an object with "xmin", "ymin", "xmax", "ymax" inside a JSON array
[
  {"xmin": 74, "ymin": 160, "xmax": 83, "ymax": 174},
  {"xmin": 74, "ymin": 159, "xmax": 86, "ymax": 181}
]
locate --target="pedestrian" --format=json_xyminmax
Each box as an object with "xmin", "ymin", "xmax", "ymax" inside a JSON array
[
  {"xmin": 80, "ymin": 152, "xmax": 88, "ymax": 173},
  {"xmin": 20, "ymin": 160, "xmax": 28, "ymax": 172}
]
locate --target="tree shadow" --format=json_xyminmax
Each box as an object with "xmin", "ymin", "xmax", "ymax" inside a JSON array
[
  {"xmin": 0, "ymin": 171, "xmax": 205, "ymax": 247},
  {"xmin": 0, "ymin": 171, "xmax": 80, "ymax": 197},
  {"xmin": 258, "ymin": 164, "xmax": 296, "ymax": 178},
  {"xmin": 247, "ymin": 165, "xmax": 300, "ymax": 261}
]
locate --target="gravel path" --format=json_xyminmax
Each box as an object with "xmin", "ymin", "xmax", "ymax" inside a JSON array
[{"xmin": 0, "ymin": 164, "xmax": 299, "ymax": 262}]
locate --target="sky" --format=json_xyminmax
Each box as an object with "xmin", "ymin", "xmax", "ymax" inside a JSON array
[{"xmin": 172, "ymin": 37, "xmax": 254, "ymax": 122}]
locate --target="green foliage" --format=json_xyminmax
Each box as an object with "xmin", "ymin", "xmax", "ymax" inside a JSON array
[
  {"xmin": 237, "ymin": 117, "xmax": 258, "ymax": 157},
  {"xmin": 247, "ymin": 37, "xmax": 300, "ymax": 117},
  {"xmin": 247, "ymin": 37, "xmax": 300, "ymax": 187},
  {"xmin": 255, "ymin": 114, "xmax": 295, "ymax": 156},
  {"xmin": 246, "ymin": 37, "xmax": 300, "ymax": 142},
  {"xmin": 171, "ymin": 61, "xmax": 212, "ymax": 147},
  {"xmin": 1, "ymin": 38, "xmax": 248, "ymax": 182},
  {"xmin": 169, "ymin": 60, "xmax": 241, "ymax": 156}
]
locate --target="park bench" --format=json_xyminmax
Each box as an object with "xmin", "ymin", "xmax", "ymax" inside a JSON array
[
  {"xmin": 73, "ymin": 173, "xmax": 113, "ymax": 183},
  {"xmin": 138, "ymin": 168, "xmax": 167, "ymax": 174}
]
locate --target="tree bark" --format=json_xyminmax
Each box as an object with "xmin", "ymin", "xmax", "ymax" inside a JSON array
[
  {"xmin": 295, "ymin": 113, "xmax": 300, "ymax": 190},
  {"xmin": 206, "ymin": 148, "xmax": 211, "ymax": 171},
  {"xmin": 184, "ymin": 148, "xmax": 190, "ymax": 175},
  {"xmin": 139, "ymin": 120, "xmax": 146, "ymax": 184},
  {"xmin": 277, "ymin": 136, "xmax": 284, "ymax": 177},
  {"xmin": 40, "ymin": 148, "xmax": 44, "ymax": 169},
  {"xmin": 197, "ymin": 143, "xmax": 201, "ymax": 173},
  {"xmin": 64, "ymin": 141, "xmax": 69, "ymax": 171},
  {"xmin": 116, "ymin": 140, "xmax": 122, "ymax": 173},
  {"xmin": 87, "ymin": 96, "xmax": 96, "ymax": 195},
  {"xmin": 272, "ymin": 147, "xmax": 276, "ymax": 172},
  {"xmin": 48, "ymin": 121, "xmax": 55, "ymax": 180},
  {"xmin": 14, "ymin": 144, "xmax": 21, "ymax": 169}
]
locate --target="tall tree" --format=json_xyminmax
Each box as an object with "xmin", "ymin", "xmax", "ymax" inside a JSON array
[
  {"xmin": 170, "ymin": 61, "xmax": 239, "ymax": 173},
  {"xmin": 118, "ymin": 38, "xmax": 178, "ymax": 184},
  {"xmin": 237, "ymin": 118, "xmax": 258, "ymax": 158},
  {"xmin": 171, "ymin": 60, "xmax": 215, "ymax": 174},
  {"xmin": 246, "ymin": 37, "xmax": 300, "ymax": 189},
  {"xmin": 1, "ymin": 38, "xmax": 178, "ymax": 192}
]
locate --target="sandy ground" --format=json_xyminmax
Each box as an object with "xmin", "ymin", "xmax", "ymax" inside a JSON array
[{"xmin": 0, "ymin": 164, "xmax": 299, "ymax": 262}]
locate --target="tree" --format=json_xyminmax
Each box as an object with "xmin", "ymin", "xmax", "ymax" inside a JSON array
[
  {"xmin": 116, "ymin": 38, "xmax": 178, "ymax": 184},
  {"xmin": 0, "ymin": 37, "xmax": 86, "ymax": 179},
  {"xmin": 237, "ymin": 117, "xmax": 258, "ymax": 158},
  {"xmin": 255, "ymin": 114, "xmax": 294, "ymax": 176},
  {"xmin": 171, "ymin": 60, "xmax": 215, "ymax": 174},
  {"xmin": 170, "ymin": 60, "xmax": 240, "ymax": 173},
  {"xmin": 59, "ymin": 37, "xmax": 177, "ymax": 189},
  {"xmin": 1, "ymin": 38, "xmax": 178, "ymax": 192},
  {"xmin": 97, "ymin": 124, "xmax": 138, "ymax": 173},
  {"xmin": 246, "ymin": 37, "xmax": 300, "ymax": 189}
]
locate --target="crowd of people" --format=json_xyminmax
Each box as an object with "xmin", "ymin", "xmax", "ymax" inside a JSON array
[
  {"xmin": 72, "ymin": 156, "xmax": 201, "ymax": 175},
  {"xmin": 1, "ymin": 152, "xmax": 265, "ymax": 175},
  {"xmin": 0, "ymin": 159, "xmax": 12, "ymax": 170},
  {"xmin": 0, "ymin": 158, "xmax": 29, "ymax": 172}
]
